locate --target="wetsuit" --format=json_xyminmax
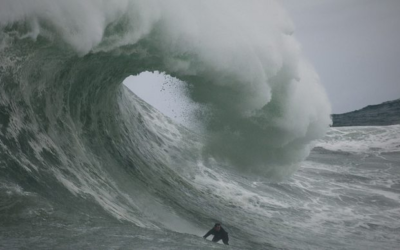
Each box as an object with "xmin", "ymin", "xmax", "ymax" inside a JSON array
[{"xmin": 203, "ymin": 227, "xmax": 229, "ymax": 245}]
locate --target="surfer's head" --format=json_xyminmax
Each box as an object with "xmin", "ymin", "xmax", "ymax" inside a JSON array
[{"xmin": 214, "ymin": 223, "xmax": 221, "ymax": 231}]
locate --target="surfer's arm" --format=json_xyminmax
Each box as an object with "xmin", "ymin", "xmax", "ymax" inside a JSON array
[
  {"xmin": 203, "ymin": 229, "xmax": 213, "ymax": 238},
  {"xmin": 222, "ymin": 232, "xmax": 229, "ymax": 245}
]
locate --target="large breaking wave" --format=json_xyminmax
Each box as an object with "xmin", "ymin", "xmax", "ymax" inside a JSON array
[
  {"xmin": 0, "ymin": 0, "xmax": 334, "ymax": 249},
  {"xmin": 0, "ymin": 0, "xmax": 331, "ymax": 175}
]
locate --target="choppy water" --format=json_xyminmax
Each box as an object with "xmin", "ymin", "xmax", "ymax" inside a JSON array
[{"xmin": 1, "ymin": 86, "xmax": 399, "ymax": 249}]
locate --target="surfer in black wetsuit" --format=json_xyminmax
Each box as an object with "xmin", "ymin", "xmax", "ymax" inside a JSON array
[{"xmin": 203, "ymin": 223, "xmax": 229, "ymax": 245}]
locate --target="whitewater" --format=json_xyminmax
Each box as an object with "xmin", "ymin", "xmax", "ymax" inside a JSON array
[{"xmin": 0, "ymin": 0, "xmax": 399, "ymax": 249}]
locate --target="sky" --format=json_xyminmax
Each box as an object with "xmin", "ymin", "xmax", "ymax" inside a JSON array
[
  {"xmin": 125, "ymin": 0, "xmax": 400, "ymax": 117},
  {"xmin": 281, "ymin": 0, "xmax": 400, "ymax": 113}
]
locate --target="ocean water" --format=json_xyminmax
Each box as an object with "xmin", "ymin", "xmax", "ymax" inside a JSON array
[{"xmin": 1, "ymin": 1, "xmax": 399, "ymax": 249}]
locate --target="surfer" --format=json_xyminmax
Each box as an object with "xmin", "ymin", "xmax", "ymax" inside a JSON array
[{"xmin": 203, "ymin": 223, "xmax": 229, "ymax": 245}]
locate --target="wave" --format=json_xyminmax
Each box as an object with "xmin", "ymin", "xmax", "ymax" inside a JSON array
[
  {"xmin": 0, "ymin": 0, "xmax": 332, "ymax": 248},
  {"xmin": 0, "ymin": 0, "xmax": 331, "ymax": 175},
  {"xmin": 316, "ymin": 125, "xmax": 400, "ymax": 154}
]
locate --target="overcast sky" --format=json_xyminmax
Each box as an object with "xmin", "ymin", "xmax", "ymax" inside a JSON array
[
  {"xmin": 281, "ymin": 0, "xmax": 400, "ymax": 113},
  {"xmin": 126, "ymin": 0, "xmax": 400, "ymax": 116}
]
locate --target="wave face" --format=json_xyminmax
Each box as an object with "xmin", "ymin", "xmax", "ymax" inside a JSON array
[{"xmin": 4, "ymin": 1, "xmax": 397, "ymax": 250}]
